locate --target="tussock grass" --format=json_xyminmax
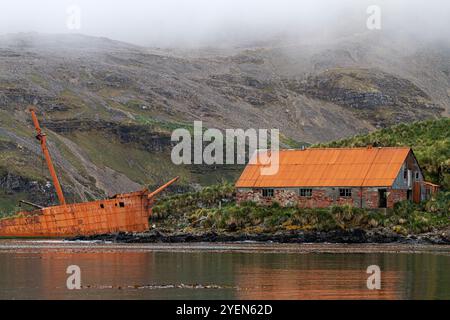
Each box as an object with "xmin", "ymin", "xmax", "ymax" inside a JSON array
[{"xmin": 153, "ymin": 185, "xmax": 450, "ymax": 235}]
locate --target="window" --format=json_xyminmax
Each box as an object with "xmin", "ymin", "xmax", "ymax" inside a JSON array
[
  {"xmin": 339, "ymin": 188, "xmax": 352, "ymax": 197},
  {"xmin": 100, "ymin": 204, "xmax": 105, "ymax": 209},
  {"xmin": 262, "ymin": 189, "xmax": 274, "ymax": 197},
  {"xmin": 403, "ymin": 167, "xmax": 408, "ymax": 180},
  {"xmin": 119, "ymin": 202, "xmax": 125, "ymax": 208},
  {"xmin": 299, "ymin": 188, "xmax": 313, "ymax": 197},
  {"xmin": 415, "ymin": 172, "xmax": 420, "ymax": 180}
]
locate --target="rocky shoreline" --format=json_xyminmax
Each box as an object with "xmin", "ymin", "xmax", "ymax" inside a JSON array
[{"xmin": 71, "ymin": 227, "xmax": 450, "ymax": 245}]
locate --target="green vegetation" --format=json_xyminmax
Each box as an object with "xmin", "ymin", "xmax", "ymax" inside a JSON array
[
  {"xmin": 29, "ymin": 73, "xmax": 49, "ymax": 89},
  {"xmin": 136, "ymin": 115, "xmax": 196, "ymax": 134},
  {"xmin": 58, "ymin": 89, "xmax": 88, "ymax": 109},
  {"xmin": 70, "ymin": 131, "xmax": 191, "ymax": 185},
  {"xmin": 153, "ymin": 184, "xmax": 450, "ymax": 235},
  {"xmin": 0, "ymin": 192, "xmax": 29, "ymax": 218},
  {"xmin": 324, "ymin": 68, "xmax": 381, "ymax": 93},
  {"xmin": 0, "ymin": 148, "xmax": 46, "ymax": 183},
  {"xmin": 153, "ymin": 183, "xmax": 235, "ymax": 228},
  {"xmin": 151, "ymin": 119, "xmax": 450, "ymax": 236},
  {"xmin": 280, "ymin": 133, "xmax": 309, "ymax": 149},
  {"xmin": 316, "ymin": 118, "xmax": 450, "ymax": 189}
]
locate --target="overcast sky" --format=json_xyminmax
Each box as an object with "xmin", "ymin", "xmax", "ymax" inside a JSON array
[{"xmin": 0, "ymin": 0, "xmax": 449, "ymax": 47}]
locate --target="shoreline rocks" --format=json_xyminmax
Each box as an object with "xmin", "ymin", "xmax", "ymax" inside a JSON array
[{"xmin": 70, "ymin": 227, "xmax": 450, "ymax": 245}]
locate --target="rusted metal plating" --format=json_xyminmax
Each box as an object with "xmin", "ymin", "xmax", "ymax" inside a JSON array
[{"xmin": 0, "ymin": 108, "xmax": 178, "ymax": 238}]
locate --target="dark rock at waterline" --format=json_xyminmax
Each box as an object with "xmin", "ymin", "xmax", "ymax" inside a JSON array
[{"xmin": 69, "ymin": 228, "xmax": 450, "ymax": 245}]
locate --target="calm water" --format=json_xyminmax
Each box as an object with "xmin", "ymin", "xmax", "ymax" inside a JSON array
[{"xmin": 0, "ymin": 241, "xmax": 449, "ymax": 300}]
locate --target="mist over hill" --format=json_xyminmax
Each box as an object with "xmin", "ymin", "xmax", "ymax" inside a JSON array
[{"xmin": 0, "ymin": 31, "xmax": 448, "ymax": 209}]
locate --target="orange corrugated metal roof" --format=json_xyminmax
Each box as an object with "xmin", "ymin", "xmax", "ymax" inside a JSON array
[{"xmin": 235, "ymin": 147, "xmax": 411, "ymax": 188}]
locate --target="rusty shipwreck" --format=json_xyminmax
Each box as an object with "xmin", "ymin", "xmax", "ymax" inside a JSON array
[{"xmin": 0, "ymin": 108, "xmax": 178, "ymax": 238}]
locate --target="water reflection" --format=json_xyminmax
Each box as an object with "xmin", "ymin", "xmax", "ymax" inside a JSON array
[
  {"xmin": 236, "ymin": 268, "xmax": 402, "ymax": 299},
  {"xmin": 0, "ymin": 245, "xmax": 449, "ymax": 300}
]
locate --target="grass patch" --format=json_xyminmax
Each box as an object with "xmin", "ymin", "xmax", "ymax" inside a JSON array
[
  {"xmin": 135, "ymin": 115, "xmax": 195, "ymax": 135},
  {"xmin": 153, "ymin": 184, "xmax": 450, "ymax": 235},
  {"xmin": 70, "ymin": 131, "xmax": 191, "ymax": 185},
  {"xmin": 0, "ymin": 192, "xmax": 29, "ymax": 218},
  {"xmin": 280, "ymin": 133, "xmax": 309, "ymax": 149},
  {"xmin": 29, "ymin": 73, "xmax": 49, "ymax": 89}
]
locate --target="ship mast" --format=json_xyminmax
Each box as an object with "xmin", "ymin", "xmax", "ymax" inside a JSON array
[{"xmin": 29, "ymin": 107, "xmax": 67, "ymax": 205}]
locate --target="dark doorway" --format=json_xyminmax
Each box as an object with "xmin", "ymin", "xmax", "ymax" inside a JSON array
[{"xmin": 378, "ymin": 189, "xmax": 387, "ymax": 208}]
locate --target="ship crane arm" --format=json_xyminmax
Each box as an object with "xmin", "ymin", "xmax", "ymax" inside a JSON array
[
  {"xmin": 29, "ymin": 107, "xmax": 66, "ymax": 205},
  {"xmin": 147, "ymin": 177, "xmax": 179, "ymax": 199}
]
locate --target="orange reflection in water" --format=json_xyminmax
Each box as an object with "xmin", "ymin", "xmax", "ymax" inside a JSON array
[
  {"xmin": 236, "ymin": 267, "xmax": 404, "ymax": 300},
  {"xmin": 33, "ymin": 251, "xmax": 151, "ymax": 299}
]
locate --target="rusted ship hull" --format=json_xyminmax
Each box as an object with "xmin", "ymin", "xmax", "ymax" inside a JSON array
[
  {"xmin": 0, "ymin": 191, "xmax": 152, "ymax": 238},
  {"xmin": 0, "ymin": 176, "xmax": 179, "ymax": 238},
  {"xmin": 0, "ymin": 107, "xmax": 179, "ymax": 238}
]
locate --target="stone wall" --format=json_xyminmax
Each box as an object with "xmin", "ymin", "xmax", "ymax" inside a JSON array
[
  {"xmin": 387, "ymin": 189, "xmax": 408, "ymax": 208},
  {"xmin": 236, "ymin": 186, "xmax": 408, "ymax": 209},
  {"xmin": 361, "ymin": 188, "xmax": 380, "ymax": 209}
]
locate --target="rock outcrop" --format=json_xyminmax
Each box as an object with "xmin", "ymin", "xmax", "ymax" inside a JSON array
[{"xmin": 71, "ymin": 228, "xmax": 450, "ymax": 245}]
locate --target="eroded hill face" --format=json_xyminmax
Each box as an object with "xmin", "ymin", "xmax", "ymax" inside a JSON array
[
  {"xmin": 0, "ymin": 33, "xmax": 448, "ymax": 209},
  {"xmin": 285, "ymin": 68, "xmax": 443, "ymax": 128}
]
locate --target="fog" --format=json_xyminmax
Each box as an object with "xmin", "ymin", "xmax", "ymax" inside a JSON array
[{"xmin": 0, "ymin": 0, "xmax": 449, "ymax": 47}]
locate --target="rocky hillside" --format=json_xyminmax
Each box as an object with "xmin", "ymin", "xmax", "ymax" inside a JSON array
[
  {"xmin": 285, "ymin": 68, "xmax": 442, "ymax": 128},
  {"xmin": 0, "ymin": 32, "xmax": 448, "ymax": 211}
]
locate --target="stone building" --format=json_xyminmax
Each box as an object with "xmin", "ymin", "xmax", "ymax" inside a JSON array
[{"xmin": 235, "ymin": 147, "xmax": 438, "ymax": 209}]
